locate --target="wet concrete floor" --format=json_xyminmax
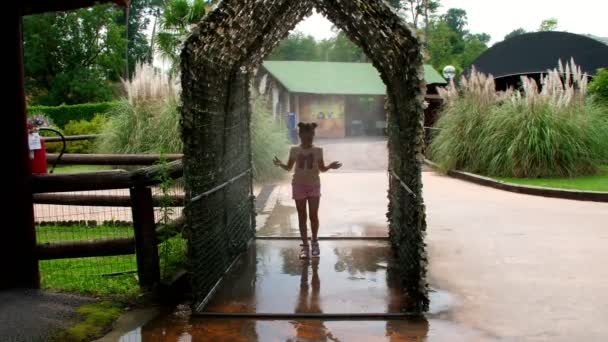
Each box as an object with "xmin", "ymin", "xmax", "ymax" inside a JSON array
[
  {"xmin": 107, "ymin": 168, "xmax": 608, "ymax": 341},
  {"xmin": 116, "ymin": 315, "xmax": 492, "ymax": 341},
  {"xmin": 256, "ymin": 172, "xmax": 391, "ymax": 238},
  {"xmin": 113, "ymin": 239, "xmax": 490, "ymax": 341},
  {"xmin": 203, "ymin": 240, "xmax": 407, "ymax": 314}
]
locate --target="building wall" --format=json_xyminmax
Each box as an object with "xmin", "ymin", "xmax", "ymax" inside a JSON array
[
  {"xmin": 298, "ymin": 94, "xmax": 346, "ymax": 138},
  {"xmin": 344, "ymin": 95, "xmax": 386, "ymax": 136}
]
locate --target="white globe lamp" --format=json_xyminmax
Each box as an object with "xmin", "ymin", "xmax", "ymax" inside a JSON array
[{"xmin": 442, "ymin": 65, "xmax": 456, "ymax": 81}]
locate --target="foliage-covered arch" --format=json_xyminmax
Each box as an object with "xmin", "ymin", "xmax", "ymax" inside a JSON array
[{"xmin": 181, "ymin": 0, "xmax": 429, "ymax": 312}]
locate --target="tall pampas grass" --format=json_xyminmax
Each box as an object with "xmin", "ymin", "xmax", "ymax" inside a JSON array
[
  {"xmin": 429, "ymin": 60, "xmax": 608, "ymax": 178},
  {"xmin": 97, "ymin": 64, "xmax": 290, "ymax": 182},
  {"xmin": 97, "ymin": 64, "xmax": 182, "ymax": 154}
]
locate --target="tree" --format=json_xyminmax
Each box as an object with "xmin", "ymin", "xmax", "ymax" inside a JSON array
[
  {"xmin": 23, "ymin": 5, "xmax": 127, "ymax": 105},
  {"xmin": 443, "ymin": 8, "xmax": 468, "ymax": 35},
  {"xmin": 505, "ymin": 28, "xmax": 527, "ymax": 40},
  {"xmin": 459, "ymin": 34, "xmax": 489, "ymax": 68},
  {"xmin": 426, "ymin": 20, "xmax": 460, "ymax": 70},
  {"xmin": 439, "ymin": 8, "xmax": 468, "ymax": 55},
  {"xmin": 267, "ymin": 33, "xmax": 319, "ymax": 61},
  {"xmin": 267, "ymin": 31, "xmax": 365, "ymax": 63},
  {"xmin": 148, "ymin": 0, "xmax": 167, "ymax": 63},
  {"xmin": 325, "ymin": 32, "xmax": 365, "ymax": 62},
  {"xmin": 116, "ymin": 0, "xmax": 152, "ymax": 79},
  {"xmin": 156, "ymin": 0, "xmax": 208, "ymax": 73},
  {"xmin": 387, "ymin": 0, "xmax": 402, "ymax": 8},
  {"xmin": 539, "ymin": 18, "xmax": 558, "ymax": 31},
  {"xmin": 399, "ymin": 0, "xmax": 441, "ymax": 28},
  {"xmin": 425, "ymin": 11, "xmax": 490, "ymax": 72}
]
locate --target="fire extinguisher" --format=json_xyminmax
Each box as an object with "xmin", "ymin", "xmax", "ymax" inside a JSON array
[{"xmin": 28, "ymin": 125, "xmax": 66, "ymax": 174}]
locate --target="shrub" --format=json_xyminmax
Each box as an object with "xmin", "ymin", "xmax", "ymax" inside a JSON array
[
  {"xmin": 250, "ymin": 96, "xmax": 289, "ymax": 182},
  {"xmin": 98, "ymin": 64, "xmax": 290, "ymax": 182},
  {"xmin": 97, "ymin": 99, "xmax": 181, "ymax": 154},
  {"xmin": 97, "ymin": 65, "xmax": 181, "ymax": 154},
  {"xmin": 430, "ymin": 59, "xmax": 608, "ymax": 178},
  {"xmin": 589, "ymin": 68, "xmax": 608, "ymax": 106},
  {"xmin": 46, "ymin": 115, "xmax": 107, "ymax": 154},
  {"xmin": 28, "ymin": 102, "xmax": 119, "ymax": 128}
]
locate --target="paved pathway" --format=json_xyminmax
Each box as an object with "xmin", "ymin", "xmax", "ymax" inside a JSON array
[{"xmin": 112, "ymin": 169, "xmax": 607, "ymax": 341}]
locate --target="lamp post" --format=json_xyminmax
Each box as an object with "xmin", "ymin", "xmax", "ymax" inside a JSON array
[{"xmin": 442, "ymin": 65, "xmax": 456, "ymax": 82}]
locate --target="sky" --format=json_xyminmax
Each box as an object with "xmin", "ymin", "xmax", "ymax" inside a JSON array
[{"xmin": 295, "ymin": 0, "xmax": 608, "ymax": 45}]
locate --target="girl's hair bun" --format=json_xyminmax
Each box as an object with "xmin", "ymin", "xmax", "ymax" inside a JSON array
[{"xmin": 298, "ymin": 122, "xmax": 317, "ymax": 131}]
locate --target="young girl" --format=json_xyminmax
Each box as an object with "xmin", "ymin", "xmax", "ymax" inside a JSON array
[{"xmin": 273, "ymin": 122, "xmax": 342, "ymax": 259}]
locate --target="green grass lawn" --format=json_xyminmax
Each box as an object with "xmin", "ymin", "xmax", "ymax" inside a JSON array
[
  {"xmin": 51, "ymin": 165, "xmax": 112, "ymax": 174},
  {"xmin": 37, "ymin": 224, "xmax": 134, "ymax": 243},
  {"xmin": 496, "ymin": 166, "xmax": 608, "ymax": 192},
  {"xmin": 38, "ymin": 224, "xmax": 187, "ymax": 299}
]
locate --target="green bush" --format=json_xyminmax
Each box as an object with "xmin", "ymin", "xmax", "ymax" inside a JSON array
[
  {"xmin": 98, "ymin": 95, "xmax": 289, "ymax": 182},
  {"xmin": 98, "ymin": 65, "xmax": 289, "ymax": 181},
  {"xmin": 430, "ymin": 62, "xmax": 608, "ymax": 178},
  {"xmin": 46, "ymin": 115, "xmax": 107, "ymax": 154},
  {"xmin": 589, "ymin": 68, "xmax": 608, "ymax": 106},
  {"xmin": 28, "ymin": 102, "xmax": 120, "ymax": 128},
  {"xmin": 251, "ymin": 96, "xmax": 290, "ymax": 182},
  {"xmin": 97, "ymin": 99, "xmax": 182, "ymax": 154}
]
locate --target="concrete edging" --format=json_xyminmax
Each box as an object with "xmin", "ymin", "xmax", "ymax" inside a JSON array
[{"xmin": 423, "ymin": 160, "xmax": 608, "ymax": 203}]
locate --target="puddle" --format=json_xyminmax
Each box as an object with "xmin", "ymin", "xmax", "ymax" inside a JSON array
[
  {"xmin": 107, "ymin": 240, "xmax": 494, "ymax": 341},
  {"xmin": 114, "ymin": 301, "xmax": 494, "ymax": 342}
]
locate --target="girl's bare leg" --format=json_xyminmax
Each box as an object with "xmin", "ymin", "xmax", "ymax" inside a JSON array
[
  {"xmin": 295, "ymin": 199, "xmax": 309, "ymax": 245},
  {"xmin": 308, "ymin": 197, "xmax": 320, "ymax": 241}
]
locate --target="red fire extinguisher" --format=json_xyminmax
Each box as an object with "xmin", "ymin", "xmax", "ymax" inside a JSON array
[{"xmin": 28, "ymin": 123, "xmax": 48, "ymax": 174}]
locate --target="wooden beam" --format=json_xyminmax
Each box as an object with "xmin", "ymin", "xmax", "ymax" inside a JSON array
[
  {"xmin": 3, "ymin": 10, "xmax": 39, "ymax": 289},
  {"xmin": 37, "ymin": 238, "xmax": 135, "ymax": 260},
  {"xmin": 32, "ymin": 170, "xmax": 133, "ymax": 193},
  {"xmin": 46, "ymin": 153, "xmax": 183, "ymax": 165},
  {"xmin": 34, "ymin": 193, "xmax": 132, "ymax": 206},
  {"xmin": 131, "ymin": 187, "xmax": 160, "ymax": 289},
  {"xmin": 22, "ymin": 0, "xmax": 129, "ymax": 16},
  {"xmin": 131, "ymin": 160, "xmax": 184, "ymax": 186},
  {"xmin": 33, "ymin": 193, "xmax": 185, "ymax": 207},
  {"xmin": 31, "ymin": 160, "xmax": 183, "ymax": 193}
]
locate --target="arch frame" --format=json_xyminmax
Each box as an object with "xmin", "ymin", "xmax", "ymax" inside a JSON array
[{"xmin": 181, "ymin": 0, "xmax": 429, "ymax": 312}]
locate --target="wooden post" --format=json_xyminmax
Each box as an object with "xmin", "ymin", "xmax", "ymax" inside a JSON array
[
  {"xmin": 2, "ymin": 9, "xmax": 39, "ymax": 289},
  {"xmin": 130, "ymin": 186, "xmax": 160, "ymax": 290}
]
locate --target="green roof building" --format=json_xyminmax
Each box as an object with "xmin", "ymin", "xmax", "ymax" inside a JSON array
[{"xmin": 259, "ymin": 61, "xmax": 445, "ymax": 138}]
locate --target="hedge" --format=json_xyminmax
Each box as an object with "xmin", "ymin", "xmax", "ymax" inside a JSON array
[{"xmin": 28, "ymin": 101, "xmax": 121, "ymax": 128}]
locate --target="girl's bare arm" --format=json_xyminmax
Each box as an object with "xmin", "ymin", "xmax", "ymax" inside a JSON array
[
  {"xmin": 318, "ymin": 159, "xmax": 342, "ymax": 172},
  {"xmin": 274, "ymin": 156, "xmax": 295, "ymax": 171}
]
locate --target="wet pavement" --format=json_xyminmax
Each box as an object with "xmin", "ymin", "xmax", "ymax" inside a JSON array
[
  {"xmin": 117, "ymin": 315, "xmax": 493, "ymax": 342},
  {"xmin": 424, "ymin": 171, "xmax": 608, "ymax": 341},
  {"xmin": 203, "ymin": 240, "xmax": 407, "ymax": 314},
  {"xmin": 106, "ymin": 156, "xmax": 608, "ymax": 341},
  {"xmin": 256, "ymin": 172, "xmax": 390, "ymax": 238}
]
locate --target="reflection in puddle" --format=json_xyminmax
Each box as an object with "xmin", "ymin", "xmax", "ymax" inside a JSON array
[
  {"xmin": 117, "ymin": 313, "xmax": 494, "ymax": 342},
  {"xmin": 256, "ymin": 199, "xmax": 388, "ymax": 238},
  {"xmin": 113, "ymin": 240, "xmax": 494, "ymax": 341},
  {"xmin": 203, "ymin": 240, "xmax": 408, "ymax": 314}
]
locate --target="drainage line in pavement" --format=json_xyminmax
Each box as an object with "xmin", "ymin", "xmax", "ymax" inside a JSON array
[
  {"xmin": 192, "ymin": 312, "xmax": 420, "ymax": 319},
  {"xmin": 194, "ymin": 251, "xmax": 245, "ymax": 313},
  {"xmin": 255, "ymin": 236, "xmax": 390, "ymax": 241}
]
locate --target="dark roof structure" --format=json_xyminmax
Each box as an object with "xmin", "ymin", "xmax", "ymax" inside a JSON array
[{"xmin": 467, "ymin": 31, "xmax": 608, "ymax": 89}]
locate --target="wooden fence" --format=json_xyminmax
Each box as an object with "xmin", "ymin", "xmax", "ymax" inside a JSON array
[{"xmin": 33, "ymin": 152, "xmax": 185, "ymax": 290}]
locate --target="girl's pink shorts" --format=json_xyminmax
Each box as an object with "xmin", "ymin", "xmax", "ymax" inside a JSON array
[{"xmin": 292, "ymin": 184, "xmax": 321, "ymax": 200}]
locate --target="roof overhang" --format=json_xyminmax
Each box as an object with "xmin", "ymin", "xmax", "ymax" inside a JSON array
[{"xmin": 22, "ymin": 0, "xmax": 129, "ymax": 16}]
